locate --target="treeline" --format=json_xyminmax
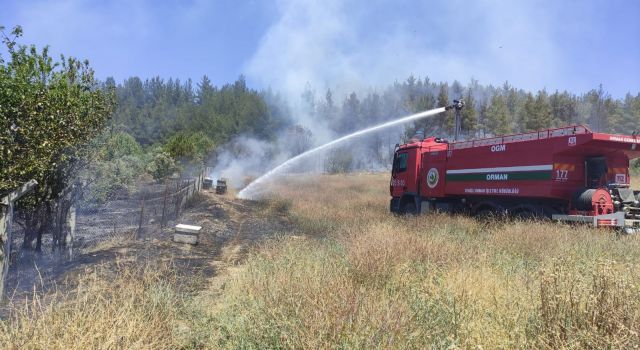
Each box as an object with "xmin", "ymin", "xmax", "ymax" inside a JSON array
[
  {"xmin": 110, "ymin": 75, "xmax": 287, "ymax": 147},
  {"xmin": 285, "ymin": 78, "xmax": 638, "ymax": 172},
  {"xmin": 301, "ymin": 77, "xmax": 640, "ymax": 139},
  {"xmin": 108, "ymin": 74, "xmax": 640, "ymax": 175}
]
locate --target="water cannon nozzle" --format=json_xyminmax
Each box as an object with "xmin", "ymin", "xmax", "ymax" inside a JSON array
[{"xmin": 445, "ymin": 99, "xmax": 465, "ymax": 111}]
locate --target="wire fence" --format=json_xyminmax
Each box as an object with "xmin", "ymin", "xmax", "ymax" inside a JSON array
[
  {"xmin": 74, "ymin": 174, "xmax": 204, "ymax": 248},
  {"xmin": 7, "ymin": 171, "xmax": 204, "ymax": 261},
  {"xmin": 2, "ymin": 171, "xmax": 207, "ymax": 298}
]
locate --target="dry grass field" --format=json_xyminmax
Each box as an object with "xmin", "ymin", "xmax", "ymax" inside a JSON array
[{"xmin": 3, "ymin": 173, "xmax": 640, "ymax": 349}]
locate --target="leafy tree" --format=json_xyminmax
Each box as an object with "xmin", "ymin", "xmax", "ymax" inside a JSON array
[
  {"xmin": 282, "ymin": 125, "xmax": 313, "ymax": 157},
  {"xmin": 0, "ymin": 25, "xmax": 114, "ymax": 200},
  {"xmin": 324, "ymin": 147, "xmax": 353, "ymax": 174},
  {"xmin": 477, "ymin": 100, "xmax": 489, "ymax": 137},
  {"xmin": 145, "ymin": 149, "xmax": 180, "ymax": 180},
  {"xmin": 0, "ymin": 25, "xmax": 114, "ymax": 250},
  {"xmin": 163, "ymin": 131, "xmax": 215, "ymax": 167}
]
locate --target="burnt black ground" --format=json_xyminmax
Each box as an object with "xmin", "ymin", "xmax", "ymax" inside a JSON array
[{"xmin": 1, "ymin": 190, "xmax": 292, "ymax": 310}]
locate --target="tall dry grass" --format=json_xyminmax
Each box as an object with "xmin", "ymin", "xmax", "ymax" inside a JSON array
[
  {"xmin": 213, "ymin": 173, "xmax": 640, "ymax": 349},
  {"xmin": 0, "ymin": 263, "xmax": 216, "ymax": 349},
  {"xmin": 3, "ymin": 173, "xmax": 640, "ymax": 349}
]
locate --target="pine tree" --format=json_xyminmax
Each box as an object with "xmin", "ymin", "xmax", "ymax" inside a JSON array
[
  {"xmin": 519, "ymin": 93, "xmax": 535, "ymax": 131},
  {"xmin": 603, "ymin": 97, "xmax": 623, "ymax": 133},
  {"xmin": 404, "ymin": 75, "xmax": 418, "ymax": 109},
  {"xmin": 485, "ymin": 94, "xmax": 511, "ymax": 135},
  {"xmin": 301, "ymin": 84, "xmax": 316, "ymax": 119},
  {"xmin": 586, "ymin": 84, "xmax": 606, "ymax": 131},
  {"xmin": 319, "ymin": 89, "xmax": 338, "ymax": 128},
  {"xmin": 197, "ymin": 75, "xmax": 214, "ymax": 104},
  {"xmin": 505, "ymin": 89, "xmax": 519, "ymax": 118},
  {"xmin": 406, "ymin": 93, "xmax": 436, "ymax": 137},
  {"xmin": 437, "ymin": 84, "xmax": 452, "ymax": 133},
  {"xmin": 549, "ymin": 90, "xmax": 578, "ymax": 127},
  {"xmin": 461, "ymin": 89, "xmax": 477, "ymax": 136},
  {"xmin": 621, "ymin": 93, "xmax": 640, "ymax": 133},
  {"xmin": 339, "ymin": 92, "xmax": 361, "ymax": 133},
  {"xmin": 478, "ymin": 100, "xmax": 489, "ymax": 137},
  {"xmin": 530, "ymin": 90, "xmax": 552, "ymax": 130}
]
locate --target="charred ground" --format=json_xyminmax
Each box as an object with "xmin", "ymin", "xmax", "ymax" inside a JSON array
[{"xmin": 3, "ymin": 188, "xmax": 292, "ymax": 302}]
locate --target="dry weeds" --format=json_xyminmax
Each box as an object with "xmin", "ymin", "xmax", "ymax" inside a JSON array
[
  {"xmin": 3, "ymin": 173, "xmax": 640, "ymax": 349},
  {"xmin": 214, "ymin": 173, "xmax": 640, "ymax": 349}
]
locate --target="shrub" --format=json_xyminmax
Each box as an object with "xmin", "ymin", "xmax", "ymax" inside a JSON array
[
  {"xmin": 103, "ymin": 131, "xmax": 143, "ymax": 160},
  {"xmin": 164, "ymin": 131, "xmax": 215, "ymax": 167},
  {"xmin": 146, "ymin": 149, "xmax": 180, "ymax": 180}
]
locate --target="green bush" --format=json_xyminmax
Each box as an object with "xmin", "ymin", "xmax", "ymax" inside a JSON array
[
  {"xmin": 146, "ymin": 149, "xmax": 180, "ymax": 180},
  {"xmin": 163, "ymin": 131, "xmax": 215, "ymax": 167},
  {"xmin": 85, "ymin": 156, "xmax": 140, "ymax": 204},
  {"xmin": 103, "ymin": 131, "xmax": 143, "ymax": 160}
]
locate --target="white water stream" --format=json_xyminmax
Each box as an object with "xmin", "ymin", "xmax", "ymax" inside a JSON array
[{"xmin": 237, "ymin": 106, "xmax": 447, "ymax": 199}]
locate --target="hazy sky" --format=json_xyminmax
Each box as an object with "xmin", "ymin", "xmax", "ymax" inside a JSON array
[{"xmin": 1, "ymin": 0, "xmax": 639, "ymax": 98}]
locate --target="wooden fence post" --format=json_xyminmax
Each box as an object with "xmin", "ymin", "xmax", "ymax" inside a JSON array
[
  {"xmin": 160, "ymin": 181, "xmax": 169, "ymax": 229},
  {"xmin": 0, "ymin": 203, "xmax": 12, "ymax": 299},
  {"xmin": 175, "ymin": 181, "xmax": 180, "ymax": 219},
  {"xmin": 65, "ymin": 205, "xmax": 76, "ymax": 261},
  {"xmin": 0, "ymin": 179, "xmax": 37, "ymax": 299},
  {"xmin": 137, "ymin": 195, "xmax": 145, "ymax": 240}
]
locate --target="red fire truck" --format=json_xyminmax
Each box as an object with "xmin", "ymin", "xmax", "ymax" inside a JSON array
[{"xmin": 389, "ymin": 105, "xmax": 640, "ymax": 232}]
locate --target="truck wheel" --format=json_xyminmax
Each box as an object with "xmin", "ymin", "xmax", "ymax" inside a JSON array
[
  {"xmin": 402, "ymin": 202, "xmax": 417, "ymax": 215},
  {"xmin": 475, "ymin": 208, "xmax": 494, "ymax": 220},
  {"xmin": 514, "ymin": 210, "xmax": 536, "ymax": 220}
]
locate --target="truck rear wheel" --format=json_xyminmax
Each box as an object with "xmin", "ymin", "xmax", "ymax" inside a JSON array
[{"xmin": 511, "ymin": 205, "xmax": 552, "ymax": 220}]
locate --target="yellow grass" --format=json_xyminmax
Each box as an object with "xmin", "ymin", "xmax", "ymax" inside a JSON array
[
  {"xmin": 215, "ymin": 174, "xmax": 640, "ymax": 349},
  {"xmin": 4, "ymin": 173, "xmax": 640, "ymax": 349}
]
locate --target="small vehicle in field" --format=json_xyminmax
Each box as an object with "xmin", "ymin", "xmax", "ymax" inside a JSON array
[{"xmin": 216, "ymin": 178, "xmax": 228, "ymax": 194}]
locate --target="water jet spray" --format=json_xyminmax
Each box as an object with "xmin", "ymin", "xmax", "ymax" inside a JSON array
[{"xmin": 237, "ymin": 104, "xmax": 460, "ymax": 199}]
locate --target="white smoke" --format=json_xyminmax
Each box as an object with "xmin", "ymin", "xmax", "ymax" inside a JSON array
[
  {"xmin": 245, "ymin": 0, "xmax": 563, "ymax": 102},
  {"xmin": 207, "ymin": 137, "xmax": 284, "ymax": 189},
  {"xmin": 220, "ymin": 0, "xmax": 567, "ymax": 193}
]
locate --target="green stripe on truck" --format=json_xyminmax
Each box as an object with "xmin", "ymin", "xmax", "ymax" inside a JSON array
[{"xmin": 445, "ymin": 171, "xmax": 552, "ymax": 181}]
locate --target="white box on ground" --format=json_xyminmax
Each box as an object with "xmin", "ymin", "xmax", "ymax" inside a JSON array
[
  {"xmin": 173, "ymin": 224, "xmax": 202, "ymax": 245},
  {"xmin": 175, "ymin": 224, "xmax": 202, "ymax": 234}
]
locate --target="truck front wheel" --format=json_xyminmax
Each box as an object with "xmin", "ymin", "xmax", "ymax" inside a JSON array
[{"xmin": 402, "ymin": 202, "xmax": 417, "ymax": 215}]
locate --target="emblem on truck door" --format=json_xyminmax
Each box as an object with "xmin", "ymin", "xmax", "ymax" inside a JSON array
[{"xmin": 427, "ymin": 168, "xmax": 439, "ymax": 188}]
